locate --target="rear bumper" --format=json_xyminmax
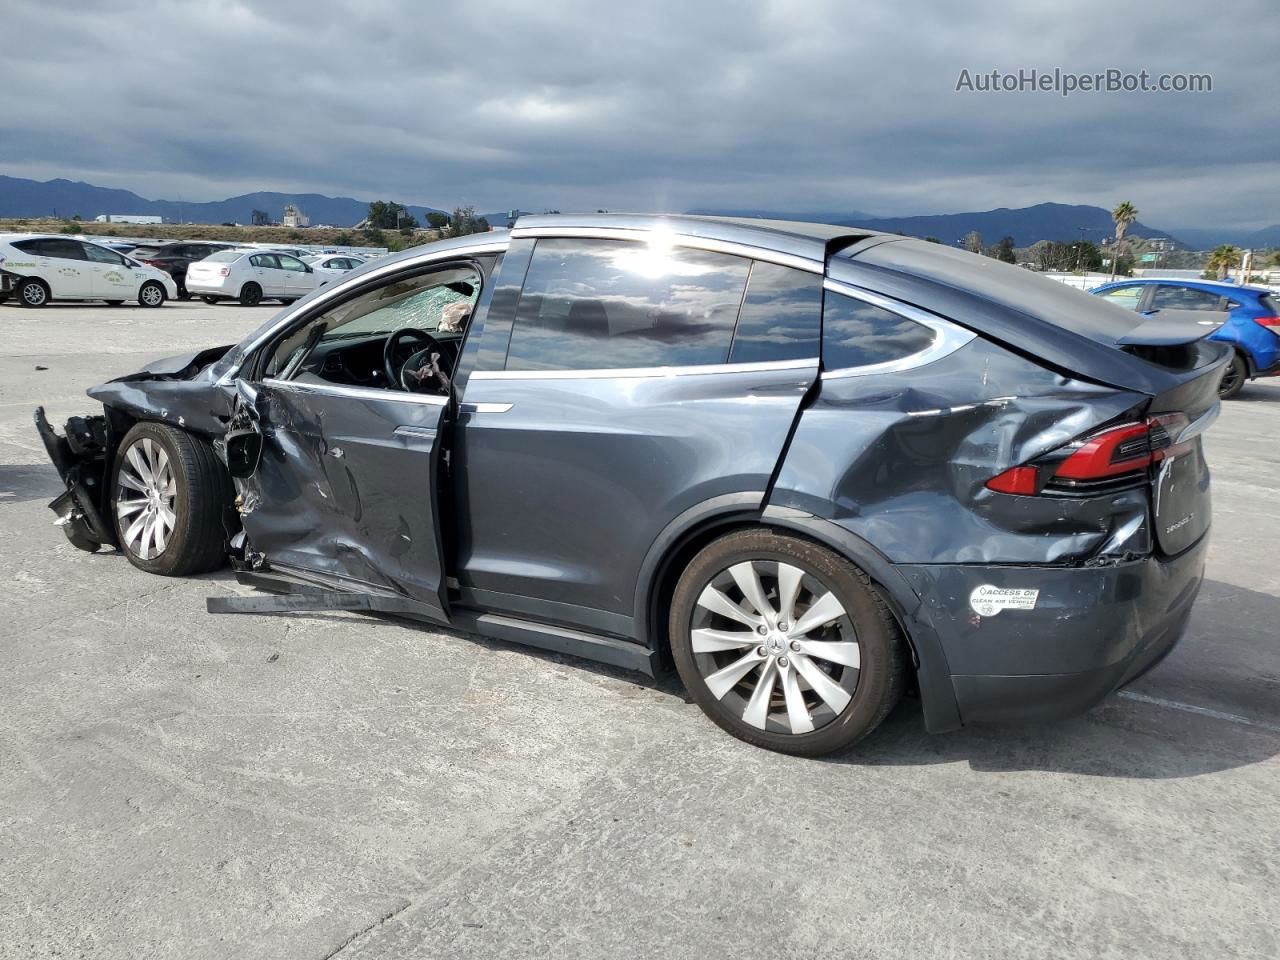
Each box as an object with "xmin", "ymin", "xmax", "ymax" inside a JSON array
[{"xmin": 898, "ymin": 534, "xmax": 1207, "ymax": 725}]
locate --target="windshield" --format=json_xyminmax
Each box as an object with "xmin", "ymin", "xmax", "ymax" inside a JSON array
[{"xmin": 318, "ymin": 266, "xmax": 479, "ymax": 339}]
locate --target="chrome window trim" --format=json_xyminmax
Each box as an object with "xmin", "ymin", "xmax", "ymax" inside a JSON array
[
  {"xmin": 218, "ymin": 240, "xmax": 509, "ymax": 384},
  {"xmin": 820, "ymin": 279, "xmax": 976, "ymax": 379},
  {"xmin": 263, "ymin": 377, "xmax": 449, "ymax": 406},
  {"xmin": 508, "ymin": 225, "xmax": 822, "ymax": 275},
  {"xmin": 471, "ymin": 357, "xmax": 818, "ymax": 382}
]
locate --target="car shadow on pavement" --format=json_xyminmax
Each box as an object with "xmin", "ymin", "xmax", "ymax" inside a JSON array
[{"xmin": 0, "ymin": 462, "xmax": 64, "ymax": 504}]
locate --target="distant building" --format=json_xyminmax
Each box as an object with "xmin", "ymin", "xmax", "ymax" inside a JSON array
[
  {"xmin": 1146, "ymin": 237, "xmax": 1175, "ymax": 252},
  {"xmin": 94, "ymin": 214, "xmax": 162, "ymax": 224},
  {"xmin": 282, "ymin": 204, "xmax": 310, "ymax": 228}
]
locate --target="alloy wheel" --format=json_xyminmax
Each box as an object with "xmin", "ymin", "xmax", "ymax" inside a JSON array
[
  {"xmin": 141, "ymin": 283, "xmax": 164, "ymax": 306},
  {"xmin": 690, "ymin": 560, "xmax": 860, "ymax": 734},
  {"xmin": 115, "ymin": 438, "xmax": 177, "ymax": 560},
  {"xmin": 22, "ymin": 281, "xmax": 47, "ymax": 306}
]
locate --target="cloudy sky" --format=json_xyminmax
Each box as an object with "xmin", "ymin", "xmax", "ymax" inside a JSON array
[{"xmin": 2, "ymin": 0, "xmax": 1276, "ymax": 229}]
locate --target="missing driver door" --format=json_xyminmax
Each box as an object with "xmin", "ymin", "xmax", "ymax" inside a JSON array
[{"xmin": 237, "ymin": 379, "xmax": 451, "ymax": 622}]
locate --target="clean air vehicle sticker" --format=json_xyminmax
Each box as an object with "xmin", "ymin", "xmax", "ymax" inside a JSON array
[{"xmin": 969, "ymin": 585, "xmax": 1040, "ymax": 617}]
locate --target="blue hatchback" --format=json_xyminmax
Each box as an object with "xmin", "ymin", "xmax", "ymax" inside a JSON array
[{"xmin": 1092, "ymin": 278, "xmax": 1280, "ymax": 397}]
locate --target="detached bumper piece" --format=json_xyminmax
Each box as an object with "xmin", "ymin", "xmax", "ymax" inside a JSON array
[{"xmin": 34, "ymin": 406, "xmax": 116, "ymax": 551}]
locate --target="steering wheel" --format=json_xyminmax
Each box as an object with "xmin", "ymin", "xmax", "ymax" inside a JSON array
[{"xmin": 383, "ymin": 327, "xmax": 443, "ymax": 390}]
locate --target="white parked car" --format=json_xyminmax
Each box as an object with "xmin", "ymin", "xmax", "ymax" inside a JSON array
[
  {"xmin": 304, "ymin": 254, "xmax": 367, "ymax": 278},
  {"xmin": 186, "ymin": 249, "xmax": 321, "ymax": 306},
  {"xmin": 0, "ymin": 234, "xmax": 177, "ymax": 308}
]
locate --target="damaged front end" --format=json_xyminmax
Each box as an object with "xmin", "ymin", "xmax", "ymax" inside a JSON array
[{"xmin": 34, "ymin": 344, "xmax": 236, "ymax": 553}]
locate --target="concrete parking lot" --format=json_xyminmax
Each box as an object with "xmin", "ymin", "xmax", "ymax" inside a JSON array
[{"xmin": 2, "ymin": 300, "xmax": 1277, "ymax": 959}]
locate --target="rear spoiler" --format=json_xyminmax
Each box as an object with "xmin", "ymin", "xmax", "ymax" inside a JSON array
[{"xmin": 1116, "ymin": 309, "xmax": 1227, "ymax": 347}]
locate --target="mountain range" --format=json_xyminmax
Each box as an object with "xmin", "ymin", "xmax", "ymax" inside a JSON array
[
  {"xmin": 2, "ymin": 175, "xmax": 1276, "ymax": 249},
  {"xmin": 0, "ymin": 175, "xmax": 444, "ymax": 227}
]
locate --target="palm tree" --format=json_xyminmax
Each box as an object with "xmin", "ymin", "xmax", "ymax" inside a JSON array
[
  {"xmin": 1205, "ymin": 244, "xmax": 1241, "ymax": 281},
  {"xmin": 1109, "ymin": 201, "xmax": 1138, "ymax": 281}
]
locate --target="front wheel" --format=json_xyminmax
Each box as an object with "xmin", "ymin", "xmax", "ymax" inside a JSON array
[
  {"xmin": 111, "ymin": 423, "xmax": 231, "ymax": 576},
  {"xmin": 670, "ymin": 529, "xmax": 906, "ymax": 756},
  {"xmin": 105, "ymin": 299, "xmax": 124, "ymax": 306},
  {"xmin": 1218, "ymin": 352, "xmax": 1248, "ymax": 399},
  {"xmin": 201, "ymin": 295, "xmax": 220, "ymax": 305},
  {"xmin": 138, "ymin": 281, "xmax": 166, "ymax": 308}
]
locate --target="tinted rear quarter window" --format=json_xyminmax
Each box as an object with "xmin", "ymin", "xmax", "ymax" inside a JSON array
[
  {"xmin": 505, "ymin": 238, "xmax": 750, "ymax": 371},
  {"xmin": 822, "ymin": 291, "xmax": 935, "ymax": 369},
  {"xmin": 728, "ymin": 262, "xmax": 821, "ymax": 364},
  {"xmin": 1151, "ymin": 286, "xmax": 1224, "ymax": 311}
]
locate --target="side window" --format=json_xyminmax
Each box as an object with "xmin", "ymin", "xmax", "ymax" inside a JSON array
[
  {"xmin": 40, "ymin": 239, "xmax": 88, "ymax": 261},
  {"xmin": 12, "ymin": 238, "xmax": 42, "ymax": 254},
  {"xmin": 277, "ymin": 255, "xmax": 307, "ymax": 272},
  {"xmin": 250, "ymin": 254, "xmax": 279, "ymax": 269},
  {"xmin": 265, "ymin": 264, "xmax": 482, "ymax": 381},
  {"xmin": 1151, "ymin": 286, "xmax": 1224, "ymax": 312},
  {"xmin": 822, "ymin": 291, "xmax": 936, "ymax": 370},
  {"xmin": 84, "ymin": 244, "xmax": 125, "ymax": 265},
  {"xmin": 1097, "ymin": 286, "xmax": 1144, "ymax": 311},
  {"xmin": 728, "ymin": 262, "xmax": 821, "ymax": 363},
  {"xmin": 505, "ymin": 238, "xmax": 750, "ymax": 371}
]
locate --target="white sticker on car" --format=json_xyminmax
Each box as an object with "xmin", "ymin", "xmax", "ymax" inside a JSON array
[{"xmin": 969, "ymin": 585, "xmax": 1039, "ymax": 617}]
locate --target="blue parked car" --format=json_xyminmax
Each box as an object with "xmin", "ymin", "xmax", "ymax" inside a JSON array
[{"xmin": 1092, "ymin": 278, "xmax": 1280, "ymax": 398}]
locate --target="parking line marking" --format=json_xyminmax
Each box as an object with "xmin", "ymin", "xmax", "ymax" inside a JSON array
[{"xmin": 1118, "ymin": 690, "xmax": 1280, "ymax": 735}]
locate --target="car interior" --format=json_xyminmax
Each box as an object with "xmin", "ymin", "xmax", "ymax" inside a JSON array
[{"xmin": 264, "ymin": 265, "xmax": 481, "ymax": 395}]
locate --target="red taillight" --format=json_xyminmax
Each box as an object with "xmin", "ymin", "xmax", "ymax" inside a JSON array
[
  {"xmin": 986, "ymin": 465, "xmax": 1039, "ymax": 495},
  {"xmin": 1054, "ymin": 422, "xmax": 1153, "ymax": 480},
  {"xmin": 141, "ymin": 258, "xmax": 164, "ymax": 267},
  {"xmin": 986, "ymin": 413, "xmax": 1192, "ymax": 496},
  {"xmin": 1255, "ymin": 316, "xmax": 1280, "ymax": 334},
  {"xmin": 218, "ymin": 266, "xmax": 230, "ymax": 277}
]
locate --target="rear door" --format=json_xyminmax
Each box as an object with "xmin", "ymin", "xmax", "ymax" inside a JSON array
[
  {"xmin": 248, "ymin": 253, "xmax": 285, "ymax": 295},
  {"xmin": 453, "ymin": 235, "xmax": 822, "ymax": 622},
  {"xmin": 36, "ymin": 238, "xmax": 93, "ymax": 297}
]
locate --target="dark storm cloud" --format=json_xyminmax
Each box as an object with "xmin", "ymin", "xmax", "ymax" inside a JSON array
[{"xmin": 1, "ymin": 0, "xmax": 1275, "ymax": 228}]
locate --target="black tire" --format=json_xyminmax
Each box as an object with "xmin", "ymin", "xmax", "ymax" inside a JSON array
[
  {"xmin": 239, "ymin": 282, "xmax": 262, "ymax": 306},
  {"xmin": 1218, "ymin": 352, "xmax": 1248, "ymax": 399},
  {"xmin": 280, "ymin": 298, "xmax": 298, "ymax": 305},
  {"xmin": 17, "ymin": 278, "xmax": 50, "ymax": 308},
  {"xmin": 110, "ymin": 422, "xmax": 231, "ymax": 576},
  {"xmin": 670, "ymin": 529, "xmax": 906, "ymax": 756},
  {"xmin": 104, "ymin": 300, "xmax": 124, "ymax": 306},
  {"xmin": 138, "ymin": 281, "xmax": 166, "ymax": 308},
  {"xmin": 201, "ymin": 295, "xmax": 220, "ymax": 305}
]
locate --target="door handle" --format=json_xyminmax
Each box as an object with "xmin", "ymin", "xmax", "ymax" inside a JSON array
[{"xmin": 460, "ymin": 402, "xmax": 513, "ymax": 414}]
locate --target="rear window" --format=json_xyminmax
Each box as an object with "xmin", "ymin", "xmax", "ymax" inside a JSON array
[
  {"xmin": 205, "ymin": 250, "xmax": 243, "ymax": 263},
  {"xmin": 845, "ymin": 240, "xmax": 1148, "ymax": 345},
  {"xmin": 1260, "ymin": 294, "xmax": 1278, "ymax": 315},
  {"xmin": 822, "ymin": 291, "xmax": 936, "ymax": 369}
]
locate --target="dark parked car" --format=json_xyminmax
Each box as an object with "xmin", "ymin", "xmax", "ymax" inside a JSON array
[
  {"xmin": 35, "ymin": 215, "xmax": 1227, "ymax": 755},
  {"xmin": 129, "ymin": 241, "xmax": 237, "ymax": 299}
]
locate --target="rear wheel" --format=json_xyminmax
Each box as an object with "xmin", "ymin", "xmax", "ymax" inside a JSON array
[
  {"xmin": 239, "ymin": 282, "xmax": 262, "ymax": 306},
  {"xmin": 111, "ymin": 423, "xmax": 231, "ymax": 576},
  {"xmin": 138, "ymin": 281, "xmax": 166, "ymax": 308},
  {"xmin": 1218, "ymin": 352, "xmax": 1248, "ymax": 399},
  {"xmin": 17, "ymin": 278, "xmax": 49, "ymax": 308},
  {"xmin": 670, "ymin": 529, "xmax": 906, "ymax": 756}
]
